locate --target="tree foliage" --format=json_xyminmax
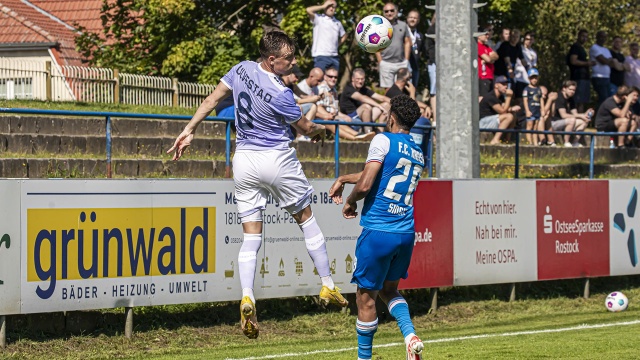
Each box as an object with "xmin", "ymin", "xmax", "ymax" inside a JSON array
[{"xmin": 76, "ymin": 0, "xmax": 639, "ymax": 93}]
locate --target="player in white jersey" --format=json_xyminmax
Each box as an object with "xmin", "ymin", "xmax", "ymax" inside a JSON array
[{"xmin": 168, "ymin": 31, "xmax": 348, "ymax": 339}]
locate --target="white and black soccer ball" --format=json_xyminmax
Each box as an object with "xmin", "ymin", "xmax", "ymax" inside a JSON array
[
  {"xmin": 605, "ymin": 291, "xmax": 629, "ymax": 312},
  {"xmin": 355, "ymin": 15, "xmax": 393, "ymax": 53}
]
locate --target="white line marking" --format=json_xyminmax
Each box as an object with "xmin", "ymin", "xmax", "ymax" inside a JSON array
[{"xmin": 225, "ymin": 319, "xmax": 640, "ymax": 360}]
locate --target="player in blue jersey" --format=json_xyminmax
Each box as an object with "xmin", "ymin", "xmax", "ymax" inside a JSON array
[
  {"xmin": 168, "ymin": 31, "xmax": 348, "ymax": 340},
  {"xmin": 329, "ymin": 94, "xmax": 425, "ymax": 360}
]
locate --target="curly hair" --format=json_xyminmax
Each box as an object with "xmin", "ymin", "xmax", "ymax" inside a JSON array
[
  {"xmin": 259, "ymin": 31, "xmax": 296, "ymax": 59},
  {"xmin": 390, "ymin": 95, "xmax": 421, "ymax": 130}
]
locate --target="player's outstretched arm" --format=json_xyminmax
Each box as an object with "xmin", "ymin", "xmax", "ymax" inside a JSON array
[
  {"xmin": 168, "ymin": 83, "xmax": 232, "ymax": 160},
  {"xmin": 329, "ymin": 171, "xmax": 363, "ymax": 204},
  {"xmin": 342, "ymin": 162, "xmax": 382, "ymax": 219},
  {"xmin": 291, "ymin": 115, "xmax": 326, "ymax": 144}
]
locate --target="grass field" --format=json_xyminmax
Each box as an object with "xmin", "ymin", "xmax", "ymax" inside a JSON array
[{"xmin": 3, "ymin": 280, "xmax": 640, "ymax": 360}]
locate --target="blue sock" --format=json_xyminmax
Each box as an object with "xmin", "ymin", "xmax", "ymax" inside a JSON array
[
  {"xmin": 356, "ymin": 318, "xmax": 378, "ymax": 359},
  {"xmin": 388, "ymin": 296, "xmax": 415, "ymax": 338}
]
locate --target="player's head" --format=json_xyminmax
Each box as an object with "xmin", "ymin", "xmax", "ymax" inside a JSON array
[
  {"xmin": 388, "ymin": 95, "xmax": 421, "ymax": 131},
  {"xmin": 259, "ymin": 31, "xmax": 297, "ymax": 76}
]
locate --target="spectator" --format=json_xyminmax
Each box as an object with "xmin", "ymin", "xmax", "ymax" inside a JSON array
[
  {"xmin": 376, "ymin": 2, "xmax": 411, "ymax": 90},
  {"xmin": 306, "ymin": 0, "xmax": 347, "ymax": 71},
  {"xmin": 385, "ymin": 68, "xmax": 432, "ymax": 119},
  {"xmin": 522, "ymin": 68, "xmax": 543, "ymax": 145},
  {"xmin": 537, "ymin": 86, "xmax": 559, "ymax": 146},
  {"xmin": 625, "ymin": 43, "xmax": 640, "ymax": 89},
  {"xmin": 595, "ymin": 85, "xmax": 638, "ymax": 148},
  {"xmin": 551, "ymin": 80, "xmax": 593, "ymax": 147},
  {"xmin": 282, "ymin": 65, "xmax": 326, "ymax": 141},
  {"xmin": 339, "ymin": 68, "xmax": 391, "ymax": 133},
  {"xmin": 478, "ymin": 75, "xmax": 518, "ymax": 145},
  {"xmin": 610, "ymin": 36, "xmax": 631, "ymax": 94},
  {"xmin": 424, "ymin": 13, "xmax": 436, "ymax": 123},
  {"xmin": 214, "ymin": 95, "xmax": 235, "ymax": 118},
  {"xmin": 315, "ymin": 66, "xmax": 375, "ymax": 141},
  {"xmin": 568, "ymin": 29, "xmax": 596, "ymax": 113},
  {"xmin": 495, "ymin": 28, "xmax": 510, "ymax": 51},
  {"xmin": 478, "ymin": 26, "xmax": 499, "ymax": 96},
  {"xmin": 297, "ymin": 67, "xmax": 325, "ymax": 96},
  {"xmin": 514, "ymin": 32, "xmax": 537, "ymax": 99},
  {"xmin": 484, "ymin": 24, "xmax": 496, "ymax": 49},
  {"xmin": 497, "ymin": 29, "xmax": 527, "ymax": 95},
  {"xmin": 590, "ymin": 30, "xmax": 614, "ymax": 108},
  {"xmin": 406, "ymin": 9, "xmax": 422, "ymax": 87}
]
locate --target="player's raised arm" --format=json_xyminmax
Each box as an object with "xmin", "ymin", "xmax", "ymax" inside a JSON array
[{"xmin": 168, "ymin": 82, "xmax": 232, "ymax": 160}]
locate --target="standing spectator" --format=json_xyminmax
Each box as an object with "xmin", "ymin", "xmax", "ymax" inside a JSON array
[
  {"xmin": 479, "ymin": 75, "xmax": 518, "ymax": 145},
  {"xmin": 478, "ymin": 26, "xmax": 499, "ymax": 96},
  {"xmin": 568, "ymin": 29, "xmax": 595, "ymax": 113},
  {"xmin": 424, "ymin": 13, "xmax": 436, "ymax": 123},
  {"xmin": 494, "ymin": 28, "xmax": 510, "ymax": 51},
  {"xmin": 625, "ymin": 43, "xmax": 640, "ymax": 89},
  {"xmin": 609, "ymin": 36, "xmax": 631, "ymax": 95},
  {"xmin": 595, "ymin": 85, "xmax": 638, "ymax": 148},
  {"xmin": 590, "ymin": 30, "xmax": 614, "ymax": 108},
  {"xmin": 297, "ymin": 67, "xmax": 325, "ymax": 96},
  {"xmin": 406, "ymin": 9, "xmax": 422, "ymax": 87},
  {"xmin": 551, "ymin": 80, "xmax": 593, "ymax": 147},
  {"xmin": 376, "ymin": 2, "xmax": 411, "ymax": 90},
  {"xmin": 306, "ymin": 0, "xmax": 347, "ymax": 71},
  {"xmin": 339, "ymin": 68, "xmax": 391, "ymax": 133},
  {"xmin": 484, "ymin": 24, "xmax": 496, "ymax": 49},
  {"xmin": 515, "ymin": 32, "xmax": 538, "ymax": 93},
  {"xmin": 522, "ymin": 68, "xmax": 543, "ymax": 145},
  {"xmin": 496, "ymin": 29, "xmax": 527, "ymax": 96}
]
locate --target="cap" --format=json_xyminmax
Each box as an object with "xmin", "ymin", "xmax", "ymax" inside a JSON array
[
  {"xmin": 527, "ymin": 68, "xmax": 539, "ymax": 77},
  {"xmin": 291, "ymin": 65, "xmax": 304, "ymax": 77},
  {"xmin": 495, "ymin": 75, "xmax": 509, "ymax": 84},
  {"xmin": 477, "ymin": 26, "xmax": 490, "ymax": 35}
]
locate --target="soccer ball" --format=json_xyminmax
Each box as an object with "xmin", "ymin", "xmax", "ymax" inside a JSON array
[
  {"xmin": 605, "ymin": 291, "xmax": 629, "ymax": 312},
  {"xmin": 355, "ymin": 15, "xmax": 393, "ymax": 53}
]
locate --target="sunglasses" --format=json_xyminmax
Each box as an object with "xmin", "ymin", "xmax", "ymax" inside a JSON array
[
  {"xmin": 325, "ymin": 75, "xmax": 338, "ymax": 79},
  {"xmin": 384, "ymin": 9, "xmax": 395, "ymax": 13}
]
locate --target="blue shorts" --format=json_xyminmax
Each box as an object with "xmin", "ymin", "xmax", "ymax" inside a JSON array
[
  {"xmin": 526, "ymin": 116, "xmax": 539, "ymax": 122},
  {"xmin": 348, "ymin": 111, "xmax": 365, "ymax": 132},
  {"xmin": 351, "ymin": 228, "xmax": 415, "ymax": 290}
]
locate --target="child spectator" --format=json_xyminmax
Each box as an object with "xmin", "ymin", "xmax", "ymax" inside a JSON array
[{"xmin": 522, "ymin": 68, "xmax": 542, "ymax": 145}]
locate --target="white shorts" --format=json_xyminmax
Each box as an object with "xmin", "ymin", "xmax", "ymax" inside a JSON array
[
  {"xmin": 232, "ymin": 148, "xmax": 314, "ymax": 218},
  {"xmin": 379, "ymin": 59, "xmax": 410, "ymax": 88},
  {"xmin": 479, "ymin": 114, "xmax": 500, "ymax": 129}
]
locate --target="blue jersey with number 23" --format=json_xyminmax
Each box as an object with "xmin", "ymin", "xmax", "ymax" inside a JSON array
[{"xmin": 360, "ymin": 133, "xmax": 424, "ymax": 234}]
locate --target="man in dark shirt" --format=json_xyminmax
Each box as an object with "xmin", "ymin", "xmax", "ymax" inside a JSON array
[
  {"xmin": 424, "ymin": 13, "xmax": 437, "ymax": 123},
  {"xmin": 385, "ymin": 68, "xmax": 431, "ymax": 119},
  {"xmin": 339, "ymin": 68, "xmax": 390, "ymax": 133},
  {"xmin": 496, "ymin": 29, "xmax": 526, "ymax": 93},
  {"xmin": 610, "ymin": 36, "xmax": 630, "ymax": 94},
  {"xmin": 479, "ymin": 75, "xmax": 518, "ymax": 144},
  {"xmin": 551, "ymin": 80, "xmax": 593, "ymax": 147},
  {"xmin": 595, "ymin": 85, "xmax": 638, "ymax": 147},
  {"xmin": 568, "ymin": 29, "xmax": 596, "ymax": 113}
]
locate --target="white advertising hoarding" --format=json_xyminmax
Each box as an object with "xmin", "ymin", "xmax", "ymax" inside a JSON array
[
  {"xmin": 20, "ymin": 179, "xmax": 360, "ymax": 314},
  {"xmin": 609, "ymin": 180, "xmax": 640, "ymax": 276},
  {"xmin": 0, "ymin": 180, "xmax": 22, "ymax": 315},
  {"xmin": 452, "ymin": 180, "xmax": 538, "ymax": 285}
]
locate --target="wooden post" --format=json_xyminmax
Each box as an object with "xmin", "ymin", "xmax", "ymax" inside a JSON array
[
  {"xmin": 124, "ymin": 307, "xmax": 133, "ymax": 338},
  {"xmin": 113, "ymin": 69, "xmax": 120, "ymax": 104},
  {"xmin": 45, "ymin": 61, "xmax": 52, "ymax": 101},
  {"xmin": 509, "ymin": 283, "xmax": 516, "ymax": 302},
  {"xmin": 0, "ymin": 315, "xmax": 6, "ymax": 348},
  {"xmin": 583, "ymin": 278, "xmax": 590, "ymax": 299},
  {"xmin": 428, "ymin": 288, "xmax": 438, "ymax": 312},
  {"xmin": 172, "ymin": 78, "xmax": 179, "ymax": 107}
]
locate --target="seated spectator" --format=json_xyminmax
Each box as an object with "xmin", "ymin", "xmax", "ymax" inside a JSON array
[
  {"xmin": 551, "ymin": 80, "xmax": 593, "ymax": 147},
  {"xmin": 478, "ymin": 75, "xmax": 518, "ymax": 144},
  {"xmin": 536, "ymin": 86, "xmax": 559, "ymax": 146},
  {"xmin": 385, "ymin": 68, "xmax": 432, "ymax": 119},
  {"xmin": 214, "ymin": 95, "xmax": 235, "ymax": 118},
  {"xmin": 281, "ymin": 65, "xmax": 326, "ymax": 141},
  {"xmin": 595, "ymin": 86, "xmax": 639, "ymax": 148},
  {"xmin": 316, "ymin": 66, "xmax": 375, "ymax": 141},
  {"xmin": 296, "ymin": 67, "xmax": 325, "ymax": 96},
  {"xmin": 339, "ymin": 68, "xmax": 390, "ymax": 133}
]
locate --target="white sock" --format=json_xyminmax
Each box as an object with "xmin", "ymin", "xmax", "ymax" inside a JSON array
[
  {"xmin": 321, "ymin": 275, "xmax": 335, "ymax": 290},
  {"xmin": 405, "ymin": 333, "xmax": 417, "ymax": 346},
  {"xmin": 242, "ymin": 288, "xmax": 255, "ymax": 304}
]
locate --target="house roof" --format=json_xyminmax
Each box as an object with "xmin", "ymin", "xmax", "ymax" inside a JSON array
[{"xmin": 0, "ymin": 0, "xmax": 105, "ymax": 66}]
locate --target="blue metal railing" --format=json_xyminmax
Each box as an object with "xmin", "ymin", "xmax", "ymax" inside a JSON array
[{"xmin": 0, "ymin": 108, "xmax": 434, "ymax": 178}]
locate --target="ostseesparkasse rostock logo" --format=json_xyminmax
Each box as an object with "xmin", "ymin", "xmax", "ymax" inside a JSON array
[{"xmin": 613, "ymin": 187, "xmax": 638, "ymax": 267}]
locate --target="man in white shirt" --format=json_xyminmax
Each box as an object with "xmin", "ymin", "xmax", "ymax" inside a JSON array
[
  {"xmin": 306, "ymin": 0, "xmax": 347, "ymax": 72},
  {"xmin": 297, "ymin": 67, "xmax": 324, "ymax": 96},
  {"xmin": 589, "ymin": 30, "xmax": 614, "ymax": 108}
]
